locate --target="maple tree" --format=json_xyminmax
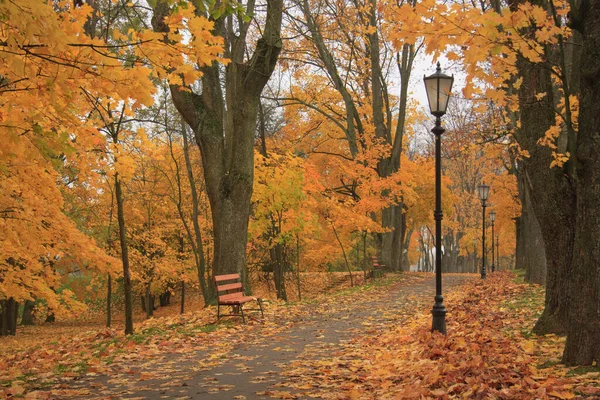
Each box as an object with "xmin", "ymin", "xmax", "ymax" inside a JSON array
[
  {"xmin": 276, "ymin": 0, "xmax": 422, "ymax": 271},
  {"xmin": 0, "ymin": 0, "xmax": 222, "ymax": 335},
  {"xmin": 150, "ymin": 0, "xmax": 284, "ymax": 293}
]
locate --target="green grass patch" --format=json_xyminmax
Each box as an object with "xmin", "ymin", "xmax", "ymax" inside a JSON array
[
  {"xmin": 566, "ymin": 365, "xmax": 600, "ymax": 377},
  {"xmin": 140, "ymin": 326, "xmax": 166, "ymax": 336},
  {"xmin": 537, "ymin": 359, "xmax": 561, "ymax": 369},
  {"xmin": 54, "ymin": 361, "xmax": 88, "ymax": 375},
  {"xmin": 200, "ymin": 324, "xmax": 219, "ymax": 333},
  {"xmin": 513, "ymin": 268, "xmax": 526, "ymax": 284},
  {"xmin": 334, "ymin": 274, "xmax": 398, "ymax": 297}
]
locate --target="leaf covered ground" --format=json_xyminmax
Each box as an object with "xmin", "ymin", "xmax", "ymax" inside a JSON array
[{"xmin": 1, "ymin": 272, "xmax": 599, "ymax": 399}]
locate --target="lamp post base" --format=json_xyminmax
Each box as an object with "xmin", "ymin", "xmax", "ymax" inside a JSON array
[{"xmin": 431, "ymin": 295, "xmax": 447, "ymax": 334}]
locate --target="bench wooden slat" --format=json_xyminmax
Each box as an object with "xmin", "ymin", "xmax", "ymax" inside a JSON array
[
  {"xmin": 215, "ymin": 273, "xmax": 241, "ymax": 282},
  {"xmin": 219, "ymin": 296, "xmax": 256, "ymax": 305},
  {"xmin": 219, "ymin": 292, "xmax": 245, "ymax": 301},
  {"xmin": 216, "ymin": 282, "xmax": 243, "ymax": 292}
]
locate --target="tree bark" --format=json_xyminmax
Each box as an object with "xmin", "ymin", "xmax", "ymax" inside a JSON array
[
  {"xmin": 115, "ymin": 173, "xmax": 134, "ymax": 335},
  {"xmin": 180, "ymin": 281, "xmax": 185, "ymax": 314},
  {"xmin": 21, "ymin": 300, "xmax": 34, "ymax": 326},
  {"xmin": 0, "ymin": 298, "xmax": 17, "ymax": 336},
  {"xmin": 562, "ymin": 0, "xmax": 600, "ymax": 365},
  {"xmin": 515, "ymin": 168, "xmax": 547, "ymax": 285}
]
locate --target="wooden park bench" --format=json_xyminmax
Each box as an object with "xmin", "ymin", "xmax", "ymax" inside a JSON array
[
  {"xmin": 368, "ymin": 256, "xmax": 385, "ymax": 280},
  {"xmin": 214, "ymin": 274, "xmax": 264, "ymax": 324}
]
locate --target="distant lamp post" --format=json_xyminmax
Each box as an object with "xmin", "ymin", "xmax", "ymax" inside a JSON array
[
  {"xmin": 424, "ymin": 62, "xmax": 454, "ymax": 335},
  {"xmin": 489, "ymin": 211, "xmax": 496, "ymax": 273},
  {"xmin": 478, "ymin": 184, "xmax": 490, "ymax": 279}
]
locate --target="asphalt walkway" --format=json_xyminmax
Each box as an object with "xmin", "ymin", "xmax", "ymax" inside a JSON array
[{"xmin": 69, "ymin": 274, "xmax": 474, "ymax": 400}]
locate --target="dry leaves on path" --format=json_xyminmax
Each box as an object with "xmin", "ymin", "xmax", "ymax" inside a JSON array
[{"xmin": 275, "ymin": 271, "xmax": 599, "ymax": 399}]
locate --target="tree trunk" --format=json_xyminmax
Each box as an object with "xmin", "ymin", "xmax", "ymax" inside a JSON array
[
  {"xmin": 511, "ymin": 24, "xmax": 575, "ymax": 335},
  {"xmin": 159, "ymin": 290, "xmax": 171, "ymax": 307},
  {"xmin": 115, "ymin": 173, "xmax": 134, "ymax": 335},
  {"xmin": 180, "ymin": 124, "xmax": 211, "ymax": 303},
  {"xmin": 145, "ymin": 282, "xmax": 153, "ymax": 318},
  {"xmin": 515, "ymin": 168, "xmax": 547, "ymax": 285},
  {"xmin": 152, "ymin": 0, "xmax": 283, "ymax": 287},
  {"xmin": 21, "ymin": 300, "xmax": 34, "ymax": 326},
  {"xmin": 563, "ymin": 0, "xmax": 600, "ymax": 365},
  {"xmin": 45, "ymin": 309, "xmax": 55, "ymax": 323},
  {"xmin": 331, "ymin": 222, "xmax": 354, "ymax": 287},
  {"xmin": 0, "ymin": 298, "xmax": 18, "ymax": 336},
  {"xmin": 270, "ymin": 241, "xmax": 288, "ymax": 301},
  {"xmin": 180, "ymin": 281, "xmax": 185, "ymax": 314}
]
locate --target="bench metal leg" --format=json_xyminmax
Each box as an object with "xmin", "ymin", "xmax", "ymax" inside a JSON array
[
  {"xmin": 240, "ymin": 305, "xmax": 246, "ymax": 324},
  {"xmin": 258, "ymin": 299, "xmax": 264, "ymax": 319},
  {"xmin": 217, "ymin": 303, "xmax": 221, "ymax": 321}
]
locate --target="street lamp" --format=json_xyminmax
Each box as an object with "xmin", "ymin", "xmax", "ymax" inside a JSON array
[
  {"xmin": 490, "ymin": 211, "xmax": 496, "ymax": 273},
  {"xmin": 477, "ymin": 184, "xmax": 490, "ymax": 279},
  {"xmin": 424, "ymin": 62, "xmax": 454, "ymax": 334}
]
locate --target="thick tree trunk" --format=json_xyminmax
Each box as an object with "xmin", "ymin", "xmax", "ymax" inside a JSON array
[
  {"xmin": 512, "ymin": 38, "xmax": 575, "ymax": 335},
  {"xmin": 21, "ymin": 300, "xmax": 34, "ymax": 326},
  {"xmin": 152, "ymin": 0, "xmax": 282, "ymax": 288},
  {"xmin": 563, "ymin": 1, "xmax": 600, "ymax": 365},
  {"xmin": 0, "ymin": 298, "xmax": 18, "ymax": 336},
  {"xmin": 515, "ymin": 169, "xmax": 547, "ymax": 285}
]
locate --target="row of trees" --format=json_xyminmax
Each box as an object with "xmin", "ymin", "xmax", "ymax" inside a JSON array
[{"xmin": 1, "ymin": 0, "xmax": 598, "ymax": 365}]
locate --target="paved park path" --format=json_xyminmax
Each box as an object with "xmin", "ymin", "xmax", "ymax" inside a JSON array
[{"xmin": 68, "ymin": 274, "xmax": 475, "ymax": 400}]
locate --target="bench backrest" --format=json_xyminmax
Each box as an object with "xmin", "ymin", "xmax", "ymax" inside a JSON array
[{"xmin": 214, "ymin": 274, "xmax": 244, "ymax": 302}]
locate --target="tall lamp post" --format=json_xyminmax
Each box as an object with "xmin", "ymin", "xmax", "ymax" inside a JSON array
[
  {"xmin": 478, "ymin": 184, "xmax": 490, "ymax": 279},
  {"xmin": 489, "ymin": 211, "xmax": 496, "ymax": 273},
  {"xmin": 424, "ymin": 62, "xmax": 454, "ymax": 334}
]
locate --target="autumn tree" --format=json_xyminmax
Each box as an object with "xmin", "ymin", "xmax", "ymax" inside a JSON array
[
  {"xmin": 386, "ymin": 0, "xmax": 598, "ymax": 365},
  {"xmin": 151, "ymin": 0, "xmax": 284, "ymax": 293},
  {"xmin": 278, "ymin": 0, "xmax": 419, "ymax": 270},
  {"xmin": 0, "ymin": 0, "xmax": 221, "ymax": 334}
]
